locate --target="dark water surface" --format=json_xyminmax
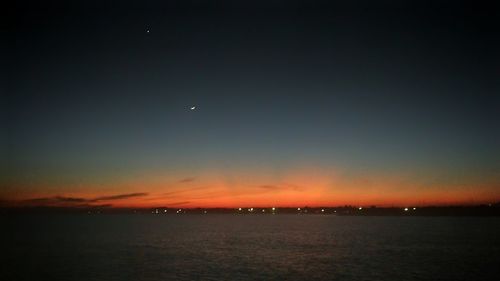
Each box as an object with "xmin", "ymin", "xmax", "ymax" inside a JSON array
[{"xmin": 2, "ymin": 215, "xmax": 500, "ymax": 281}]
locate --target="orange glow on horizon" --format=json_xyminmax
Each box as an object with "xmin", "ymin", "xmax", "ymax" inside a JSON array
[{"xmin": 2, "ymin": 167, "xmax": 499, "ymax": 208}]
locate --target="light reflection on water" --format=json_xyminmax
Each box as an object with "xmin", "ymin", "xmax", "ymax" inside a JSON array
[{"xmin": 2, "ymin": 215, "xmax": 500, "ymax": 280}]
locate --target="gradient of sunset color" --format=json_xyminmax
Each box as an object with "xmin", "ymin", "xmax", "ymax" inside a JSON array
[{"xmin": 2, "ymin": 164, "xmax": 499, "ymax": 208}]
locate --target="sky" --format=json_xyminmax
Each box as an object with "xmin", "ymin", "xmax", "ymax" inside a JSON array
[{"xmin": 3, "ymin": 0, "xmax": 500, "ymax": 208}]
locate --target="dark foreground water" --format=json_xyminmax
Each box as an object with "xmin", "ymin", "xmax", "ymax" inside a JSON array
[{"xmin": 2, "ymin": 215, "xmax": 500, "ymax": 281}]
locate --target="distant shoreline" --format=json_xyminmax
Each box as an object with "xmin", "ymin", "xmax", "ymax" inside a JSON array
[{"xmin": 2, "ymin": 204, "xmax": 500, "ymax": 216}]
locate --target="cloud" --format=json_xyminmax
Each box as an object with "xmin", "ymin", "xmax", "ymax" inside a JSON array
[
  {"xmin": 86, "ymin": 204, "xmax": 113, "ymax": 208},
  {"xmin": 23, "ymin": 197, "xmax": 53, "ymax": 203},
  {"xmin": 167, "ymin": 201, "xmax": 190, "ymax": 206},
  {"xmin": 18, "ymin": 193, "xmax": 149, "ymax": 207},
  {"xmin": 259, "ymin": 185, "xmax": 281, "ymax": 190},
  {"xmin": 16, "ymin": 197, "xmax": 114, "ymax": 208},
  {"xmin": 162, "ymin": 186, "xmax": 208, "ymax": 196},
  {"xmin": 259, "ymin": 184, "xmax": 304, "ymax": 192},
  {"xmin": 179, "ymin": 177, "xmax": 195, "ymax": 183},
  {"xmin": 92, "ymin": 193, "xmax": 148, "ymax": 201},
  {"xmin": 55, "ymin": 196, "xmax": 88, "ymax": 203}
]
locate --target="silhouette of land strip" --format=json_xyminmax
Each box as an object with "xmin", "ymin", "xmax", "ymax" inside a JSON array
[{"xmin": 2, "ymin": 204, "xmax": 500, "ymax": 216}]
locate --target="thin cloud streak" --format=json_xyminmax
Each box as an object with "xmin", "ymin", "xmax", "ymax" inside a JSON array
[
  {"xmin": 92, "ymin": 193, "xmax": 148, "ymax": 201},
  {"xmin": 16, "ymin": 193, "xmax": 150, "ymax": 207},
  {"xmin": 259, "ymin": 184, "xmax": 304, "ymax": 192},
  {"xmin": 166, "ymin": 201, "xmax": 191, "ymax": 206},
  {"xmin": 178, "ymin": 177, "xmax": 196, "ymax": 183}
]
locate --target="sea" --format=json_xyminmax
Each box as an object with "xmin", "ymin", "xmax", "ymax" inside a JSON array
[{"xmin": 2, "ymin": 214, "xmax": 500, "ymax": 281}]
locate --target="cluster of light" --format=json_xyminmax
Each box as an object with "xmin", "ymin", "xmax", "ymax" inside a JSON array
[
  {"xmin": 238, "ymin": 208, "xmax": 242, "ymax": 211},
  {"xmin": 404, "ymin": 207, "xmax": 409, "ymax": 211},
  {"xmin": 321, "ymin": 209, "xmax": 325, "ymax": 212},
  {"xmin": 176, "ymin": 209, "xmax": 182, "ymax": 214},
  {"xmin": 249, "ymin": 208, "xmax": 254, "ymax": 212},
  {"xmin": 262, "ymin": 209, "xmax": 265, "ymax": 213},
  {"xmin": 297, "ymin": 207, "xmax": 301, "ymax": 211},
  {"xmin": 358, "ymin": 207, "xmax": 363, "ymax": 210},
  {"xmin": 272, "ymin": 207, "xmax": 276, "ymax": 211}
]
